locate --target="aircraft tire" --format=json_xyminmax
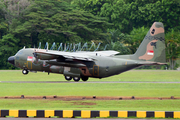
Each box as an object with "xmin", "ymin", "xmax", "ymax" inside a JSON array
[
  {"xmin": 81, "ymin": 76, "xmax": 89, "ymax": 81},
  {"xmin": 73, "ymin": 77, "xmax": 80, "ymax": 82},
  {"xmin": 22, "ymin": 69, "xmax": 29, "ymax": 75},
  {"xmin": 65, "ymin": 76, "xmax": 72, "ymax": 81}
]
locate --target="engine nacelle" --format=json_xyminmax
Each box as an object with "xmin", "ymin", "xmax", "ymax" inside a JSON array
[
  {"xmin": 36, "ymin": 53, "xmax": 58, "ymax": 60},
  {"xmin": 50, "ymin": 65, "xmax": 64, "ymax": 73}
]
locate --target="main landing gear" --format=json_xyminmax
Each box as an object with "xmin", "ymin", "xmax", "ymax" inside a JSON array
[
  {"xmin": 22, "ymin": 69, "xmax": 29, "ymax": 75},
  {"xmin": 64, "ymin": 76, "xmax": 89, "ymax": 82},
  {"xmin": 81, "ymin": 76, "xmax": 88, "ymax": 81},
  {"xmin": 65, "ymin": 76, "xmax": 72, "ymax": 81},
  {"xmin": 73, "ymin": 77, "xmax": 80, "ymax": 82}
]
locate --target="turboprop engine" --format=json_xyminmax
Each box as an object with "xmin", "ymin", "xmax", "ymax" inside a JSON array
[{"xmin": 34, "ymin": 53, "xmax": 59, "ymax": 60}]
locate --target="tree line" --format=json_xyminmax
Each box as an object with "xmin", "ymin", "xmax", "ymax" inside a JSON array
[{"xmin": 0, "ymin": 0, "xmax": 180, "ymax": 69}]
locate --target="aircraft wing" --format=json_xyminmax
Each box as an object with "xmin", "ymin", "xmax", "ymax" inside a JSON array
[
  {"xmin": 34, "ymin": 51, "xmax": 94, "ymax": 61},
  {"xmin": 34, "ymin": 50, "xmax": 119, "ymax": 61},
  {"xmin": 83, "ymin": 50, "xmax": 119, "ymax": 56}
]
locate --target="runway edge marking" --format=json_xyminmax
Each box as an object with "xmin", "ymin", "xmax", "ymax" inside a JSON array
[{"xmin": 0, "ymin": 110, "xmax": 179, "ymax": 118}]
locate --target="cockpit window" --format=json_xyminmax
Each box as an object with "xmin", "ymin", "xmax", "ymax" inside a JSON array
[{"xmin": 15, "ymin": 50, "xmax": 23, "ymax": 56}]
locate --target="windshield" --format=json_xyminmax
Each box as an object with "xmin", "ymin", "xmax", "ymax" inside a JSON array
[{"xmin": 15, "ymin": 49, "xmax": 23, "ymax": 56}]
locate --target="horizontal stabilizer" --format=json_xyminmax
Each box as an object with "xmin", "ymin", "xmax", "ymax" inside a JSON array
[{"xmin": 137, "ymin": 61, "xmax": 167, "ymax": 65}]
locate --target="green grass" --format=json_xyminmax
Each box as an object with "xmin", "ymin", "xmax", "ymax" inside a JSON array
[
  {"xmin": 0, "ymin": 83, "xmax": 179, "ymax": 97},
  {"xmin": 0, "ymin": 70, "xmax": 180, "ymax": 111},
  {"xmin": 0, "ymin": 99, "xmax": 179, "ymax": 111},
  {"xmin": 0, "ymin": 70, "xmax": 179, "ymax": 97},
  {"xmin": 0, "ymin": 70, "xmax": 180, "ymax": 81}
]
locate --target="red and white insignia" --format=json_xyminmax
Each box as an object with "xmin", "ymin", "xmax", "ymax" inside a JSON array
[
  {"xmin": 147, "ymin": 50, "xmax": 154, "ymax": 55},
  {"xmin": 27, "ymin": 56, "xmax": 34, "ymax": 62}
]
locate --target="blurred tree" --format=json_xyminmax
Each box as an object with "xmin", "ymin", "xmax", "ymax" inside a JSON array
[
  {"xmin": 0, "ymin": 34, "xmax": 20, "ymax": 69},
  {"xmin": 124, "ymin": 26, "xmax": 149, "ymax": 54},
  {"xmin": 0, "ymin": 0, "xmax": 8, "ymax": 39},
  {"xmin": 108, "ymin": 41, "xmax": 130, "ymax": 54},
  {"xmin": 165, "ymin": 29, "xmax": 180, "ymax": 69},
  {"xmin": 0, "ymin": 0, "xmax": 33, "ymax": 48},
  {"xmin": 128, "ymin": 0, "xmax": 180, "ymax": 31},
  {"xmin": 73, "ymin": 0, "xmax": 180, "ymax": 33},
  {"xmin": 105, "ymin": 29, "xmax": 130, "ymax": 54},
  {"xmin": 2, "ymin": 0, "xmax": 31, "ymax": 25},
  {"xmin": 72, "ymin": 0, "xmax": 109, "ymax": 15},
  {"xmin": 12, "ymin": 0, "xmax": 111, "ymax": 47}
]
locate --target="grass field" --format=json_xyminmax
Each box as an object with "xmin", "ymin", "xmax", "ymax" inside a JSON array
[
  {"xmin": 0, "ymin": 70, "xmax": 180, "ymax": 81},
  {"xmin": 0, "ymin": 70, "xmax": 179, "ymax": 111},
  {"xmin": 0, "ymin": 99, "xmax": 180, "ymax": 111},
  {"xmin": 0, "ymin": 83, "xmax": 179, "ymax": 97}
]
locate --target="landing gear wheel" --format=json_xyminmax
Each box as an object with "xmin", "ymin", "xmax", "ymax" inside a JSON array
[
  {"xmin": 81, "ymin": 76, "xmax": 89, "ymax": 81},
  {"xmin": 73, "ymin": 77, "xmax": 80, "ymax": 82},
  {"xmin": 22, "ymin": 69, "xmax": 29, "ymax": 75},
  {"xmin": 65, "ymin": 76, "xmax": 72, "ymax": 81}
]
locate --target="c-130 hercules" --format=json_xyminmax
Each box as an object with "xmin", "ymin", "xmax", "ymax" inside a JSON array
[{"xmin": 8, "ymin": 22, "xmax": 166, "ymax": 82}]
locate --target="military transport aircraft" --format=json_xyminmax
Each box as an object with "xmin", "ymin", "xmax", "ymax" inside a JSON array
[{"xmin": 8, "ymin": 22, "xmax": 166, "ymax": 82}]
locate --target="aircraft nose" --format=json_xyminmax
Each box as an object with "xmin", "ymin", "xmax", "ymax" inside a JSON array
[{"xmin": 8, "ymin": 56, "xmax": 15, "ymax": 65}]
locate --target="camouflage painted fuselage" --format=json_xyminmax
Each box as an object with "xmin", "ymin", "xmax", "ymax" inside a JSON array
[
  {"xmin": 14, "ymin": 48, "xmax": 142, "ymax": 78},
  {"xmin": 8, "ymin": 22, "xmax": 166, "ymax": 81}
]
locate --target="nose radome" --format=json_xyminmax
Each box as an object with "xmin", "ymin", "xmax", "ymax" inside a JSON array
[{"xmin": 8, "ymin": 56, "xmax": 15, "ymax": 65}]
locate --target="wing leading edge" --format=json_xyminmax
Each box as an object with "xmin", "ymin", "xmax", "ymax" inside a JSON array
[{"xmin": 33, "ymin": 50, "xmax": 119, "ymax": 61}]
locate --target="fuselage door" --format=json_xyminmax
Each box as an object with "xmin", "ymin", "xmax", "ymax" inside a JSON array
[
  {"xmin": 93, "ymin": 65, "xmax": 99, "ymax": 76},
  {"xmin": 27, "ymin": 61, "xmax": 32, "ymax": 69},
  {"xmin": 27, "ymin": 56, "xmax": 34, "ymax": 69}
]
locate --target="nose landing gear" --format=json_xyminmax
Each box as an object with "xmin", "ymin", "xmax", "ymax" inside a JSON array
[{"xmin": 22, "ymin": 69, "xmax": 29, "ymax": 75}]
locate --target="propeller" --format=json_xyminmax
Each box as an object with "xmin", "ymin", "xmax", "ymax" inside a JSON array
[{"xmin": 33, "ymin": 52, "xmax": 38, "ymax": 63}]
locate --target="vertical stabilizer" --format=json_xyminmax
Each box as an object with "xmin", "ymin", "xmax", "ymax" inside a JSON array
[{"xmin": 133, "ymin": 22, "xmax": 166, "ymax": 63}]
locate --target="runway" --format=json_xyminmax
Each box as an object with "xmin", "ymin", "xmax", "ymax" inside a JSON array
[{"xmin": 0, "ymin": 81, "xmax": 180, "ymax": 83}]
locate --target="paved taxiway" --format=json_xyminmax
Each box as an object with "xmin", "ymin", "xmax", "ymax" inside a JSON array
[{"xmin": 0, "ymin": 81, "xmax": 180, "ymax": 83}]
